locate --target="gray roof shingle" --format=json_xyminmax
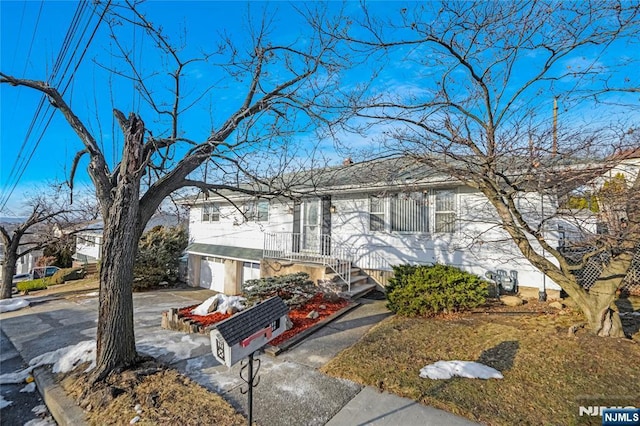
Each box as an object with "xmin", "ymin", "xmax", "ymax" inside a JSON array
[{"xmin": 214, "ymin": 296, "xmax": 289, "ymax": 346}]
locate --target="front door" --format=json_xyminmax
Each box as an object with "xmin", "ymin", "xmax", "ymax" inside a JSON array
[{"xmin": 302, "ymin": 199, "xmax": 320, "ymax": 251}]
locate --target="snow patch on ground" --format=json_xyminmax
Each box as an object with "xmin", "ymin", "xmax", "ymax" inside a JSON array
[
  {"xmin": 191, "ymin": 294, "xmax": 246, "ymax": 316},
  {"xmin": 0, "ymin": 368, "xmax": 32, "ymax": 384},
  {"xmin": 32, "ymin": 405, "xmax": 48, "ymax": 415},
  {"xmin": 137, "ymin": 333, "xmax": 208, "ymax": 362},
  {"xmin": 20, "ymin": 382, "xmax": 37, "ymax": 392},
  {"xmin": 0, "ymin": 394, "xmax": 12, "ymax": 408},
  {"xmin": 0, "ymin": 298, "xmax": 30, "ymax": 313},
  {"xmin": 29, "ymin": 340, "xmax": 96, "ymax": 373},
  {"xmin": 24, "ymin": 418, "xmax": 56, "ymax": 426},
  {"xmin": 420, "ymin": 361, "xmax": 503, "ymax": 380}
]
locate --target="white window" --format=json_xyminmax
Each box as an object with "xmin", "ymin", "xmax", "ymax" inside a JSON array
[
  {"xmin": 434, "ymin": 189, "xmax": 456, "ymax": 233},
  {"xmin": 245, "ymin": 200, "xmax": 269, "ymax": 222},
  {"xmin": 202, "ymin": 203, "xmax": 220, "ymax": 222},
  {"xmin": 391, "ymin": 192, "xmax": 428, "ymax": 233},
  {"xmin": 85, "ymin": 235, "xmax": 95, "ymax": 247},
  {"xmin": 369, "ymin": 195, "xmax": 385, "ymax": 232}
]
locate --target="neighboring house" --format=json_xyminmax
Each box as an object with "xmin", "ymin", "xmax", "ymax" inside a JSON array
[
  {"xmin": 72, "ymin": 213, "xmax": 184, "ymax": 269},
  {"xmin": 0, "ymin": 219, "xmax": 44, "ymax": 281},
  {"xmin": 183, "ymin": 157, "xmax": 583, "ymax": 298},
  {"xmin": 0, "ymin": 242, "xmax": 42, "ymax": 281},
  {"xmin": 72, "ymin": 220, "xmax": 104, "ymax": 268}
]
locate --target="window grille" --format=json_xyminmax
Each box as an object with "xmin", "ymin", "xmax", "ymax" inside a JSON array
[
  {"xmin": 369, "ymin": 195, "xmax": 385, "ymax": 231},
  {"xmin": 391, "ymin": 192, "xmax": 428, "ymax": 232},
  {"xmin": 202, "ymin": 203, "xmax": 220, "ymax": 222},
  {"xmin": 245, "ymin": 200, "xmax": 269, "ymax": 222},
  {"xmin": 435, "ymin": 189, "xmax": 456, "ymax": 233}
]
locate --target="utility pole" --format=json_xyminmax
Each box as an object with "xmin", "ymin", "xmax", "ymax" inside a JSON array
[{"xmin": 552, "ymin": 97, "xmax": 558, "ymax": 158}]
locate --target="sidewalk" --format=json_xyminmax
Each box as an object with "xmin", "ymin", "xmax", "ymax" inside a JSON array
[{"xmin": 0, "ymin": 288, "xmax": 478, "ymax": 426}]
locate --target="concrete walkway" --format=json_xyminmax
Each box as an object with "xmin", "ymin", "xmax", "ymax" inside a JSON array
[{"xmin": 0, "ymin": 288, "xmax": 478, "ymax": 426}]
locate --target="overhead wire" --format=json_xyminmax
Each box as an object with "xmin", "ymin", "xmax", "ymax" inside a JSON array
[{"xmin": 0, "ymin": 1, "xmax": 111, "ymax": 211}]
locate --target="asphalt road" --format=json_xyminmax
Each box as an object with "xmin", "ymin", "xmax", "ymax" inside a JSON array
[{"xmin": 1, "ymin": 328, "xmax": 55, "ymax": 425}]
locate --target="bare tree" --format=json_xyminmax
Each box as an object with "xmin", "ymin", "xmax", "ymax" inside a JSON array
[
  {"xmin": 0, "ymin": 189, "xmax": 78, "ymax": 299},
  {"xmin": 1, "ymin": 3, "xmax": 345, "ymax": 379},
  {"xmin": 333, "ymin": 1, "xmax": 640, "ymax": 337}
]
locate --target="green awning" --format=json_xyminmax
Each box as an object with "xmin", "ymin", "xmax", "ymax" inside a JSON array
[{"xmin": 185, "ymin": 243, "xmax": 262, "ymax": 262}]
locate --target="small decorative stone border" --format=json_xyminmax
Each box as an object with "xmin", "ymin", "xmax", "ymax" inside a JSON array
[{"xmin": 161, "ymin": 308, "xmax": 210, "ymax": 334}]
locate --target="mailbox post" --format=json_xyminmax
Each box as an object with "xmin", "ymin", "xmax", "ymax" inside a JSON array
[{"xmin": 210, "ymin": 296, "xmax": 289, "ymax": 424}]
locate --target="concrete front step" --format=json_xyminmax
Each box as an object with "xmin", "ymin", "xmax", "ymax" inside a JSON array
[{"xmin": 342, "ymin": 282, "xmax": 377, "ymax": 299}]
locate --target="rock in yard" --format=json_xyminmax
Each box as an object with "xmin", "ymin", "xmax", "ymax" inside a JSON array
[
  {"xmin": 306, "ymin": 310, "xmax": 319, "ymax": 319},
  {"xmin": 318, "ymin": 304, "xmax": 327, "ymax": 310},
  {"xmin": 500, "ymin": 295, "xmax": 524, "ymax": 307},
  {"xmin": 322, "ymin": 292, "xmax": 341, "ymax": 303},
  {"xmin": 226, "ymin": 306, "xmax": 239, "ymax": 315},
  {"xmin": 549, "ymin": 301, "xmax": 564, "ymax": 310},
  {"xmin": 285, "ymin": 316, "xmax": 294, "ymax": 330},
  {"xmin": 207, "ymin": 299, "xmax": 219, "ymax": 313}
]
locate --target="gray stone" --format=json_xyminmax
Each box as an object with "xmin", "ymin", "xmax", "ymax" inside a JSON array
[
  {"xmin": 207, "ymin": 299, "xmax": 219, "ymax": 313},
  {"xmin": 500, "ymin": 295, "xmax": 524, "ymax": 306},
  {"xmin": 306, "ymin": 310, "xmax": 320, "ymax": 319}
]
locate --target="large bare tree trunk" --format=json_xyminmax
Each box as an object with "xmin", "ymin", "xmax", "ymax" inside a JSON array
[
  {"xmin": 94, "ymin": 114, "xmax": 146, "ymax": 380},
  {"xmin": 581, "ymin": 267, "xmax": 627, "ymax": 338}
]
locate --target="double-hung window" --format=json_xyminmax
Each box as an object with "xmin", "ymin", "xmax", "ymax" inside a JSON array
[
  {"xmin": 434, "ymin": 189, "xmax": 456, "ymax": 233},
  {"xmin": 202, "ymin": 203, "xmax": 220, "ymax": 222},
  {"xmin": 391, "ymin": 192, "xmax": 428, "ymax": 232},
  {"xmin": 245, "ymin": 200, "xmax": 269, "ymax": 222},
  {"xmin": 369, "ymin": 195, "xmax": 385, "ymax": 231}
]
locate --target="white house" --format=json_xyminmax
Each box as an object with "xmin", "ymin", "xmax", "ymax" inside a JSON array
[
  {"xmin": 184, "ymin": 157, "xmax": 575, "ymax": 298},
  {"xmin": 72, "ymin": 213, "xmax": 184, "ymax": 270}
]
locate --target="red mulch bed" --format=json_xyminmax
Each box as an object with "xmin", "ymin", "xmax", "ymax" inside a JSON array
[{"xmin": 177, "ymin": 293, "xmax": 350, "ymax": 345}]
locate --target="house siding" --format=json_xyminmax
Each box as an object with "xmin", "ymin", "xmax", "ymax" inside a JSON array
[{"xmin": 186, "ymin": 184, "xmax": 563, "ymax": 293}]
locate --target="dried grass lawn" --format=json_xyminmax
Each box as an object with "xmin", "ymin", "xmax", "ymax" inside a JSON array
[
  {"xmin": 59, "ymin": 360, "xmax": 245, "ymax": 426},
  {"xmin": 321, "ymin": 300, "xmax": 640, "ymax": 426}
]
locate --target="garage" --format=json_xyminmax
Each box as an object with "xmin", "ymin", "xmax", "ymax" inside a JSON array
[{"xmin": 199, "ymin": 256, "xmax": 225, "ymax": 292}]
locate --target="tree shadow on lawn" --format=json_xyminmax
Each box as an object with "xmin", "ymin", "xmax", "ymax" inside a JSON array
[
  {"xmin": 615, "ymin": 291, "xmax": 640, "ymax": 337},
  {"xmin": 424, "ymin": 340, "xmax": 520, "ymax": 398}
]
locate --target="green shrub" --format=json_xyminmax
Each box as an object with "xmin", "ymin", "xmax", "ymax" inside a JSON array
[
  {"xmin": 133, "ymin": 226, "xmax": 188, "ymax": 291},
  {"xmin": 51, "ymin": 267, "xmax": 85, "ymax": 285},
  {"xmin": 16, "ymin": 278, "xmax": 49, "ymax": 293},
  {"xmin": 386, "ymin": 264, "xmax": 420, "ymax": 295},
  {"xmin": 386, "ymin": 264, "xmax": 488, "ymax": 316}
]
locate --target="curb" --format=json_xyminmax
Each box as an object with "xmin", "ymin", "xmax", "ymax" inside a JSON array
[
  {"xmin": 265, "ymin": 301, "xmax": 361, "ymax": 356},
  {"xmin": 33, "ymin": 366, "xmax": 87, "ymax": 426}
]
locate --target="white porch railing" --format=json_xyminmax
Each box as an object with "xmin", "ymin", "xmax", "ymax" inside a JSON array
[
  {"xmin": 264, "ymin": 232, "xmax": 352, "ymax": 290},
  {"xmin": 264, "ymin": 232, "xmax": 393, "ymax": 291}
]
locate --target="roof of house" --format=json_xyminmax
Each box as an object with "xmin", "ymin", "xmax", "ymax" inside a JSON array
[
  {"xmin": 214, "ymin": 296, "xmax": 289, "ymax": 346},
  {"xmin": 185, "ymin": 243, "xmax": 262, "ymax": 262},
  {"xmin": 181, "ymin": 154, "xmax": 633, "ymax": 205}
]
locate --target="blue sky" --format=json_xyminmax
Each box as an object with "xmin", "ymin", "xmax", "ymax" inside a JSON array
[{"xmin": 1, "ymin": 1, "xmax": 637, "ymax": 216}]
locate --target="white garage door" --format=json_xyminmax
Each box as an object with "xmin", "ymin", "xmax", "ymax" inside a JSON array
[{"xmin": 200, "ymin": 257, "xmax": 225, "ymax": 292}]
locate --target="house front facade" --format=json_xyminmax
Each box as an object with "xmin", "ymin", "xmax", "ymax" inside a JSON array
[{"xmin": 185, "ymin": 157, "xmax": 564, "ymax": 297}]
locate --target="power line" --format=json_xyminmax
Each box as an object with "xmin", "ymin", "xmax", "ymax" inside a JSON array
[{"xmin": 1, "ymin": 1, "xmax": 111, "ymax": 212}]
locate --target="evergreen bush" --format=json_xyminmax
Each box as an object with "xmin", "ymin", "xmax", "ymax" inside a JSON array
[
  {"xmin": 243, "ymin": 272, "xmax": 315, "ymax": 306},
  {"xmin": 133, "ymin": 225, "xmax": 188, "ymax": 291},
  {"xmin": 51, "ymin": 267, "xmax": 85, "ymax": 285},
  {"xmin": 386, "ymin": 264, "xmax": 488, "ymax": 316}
]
